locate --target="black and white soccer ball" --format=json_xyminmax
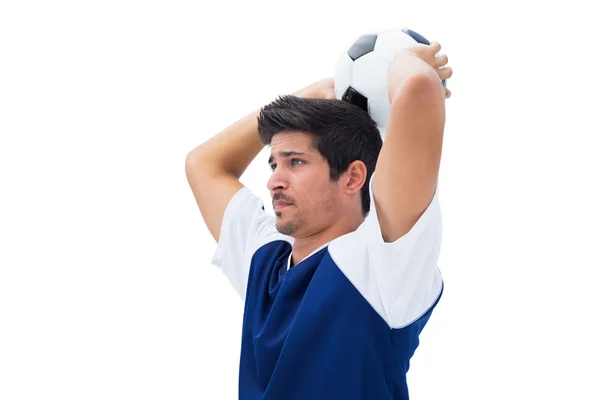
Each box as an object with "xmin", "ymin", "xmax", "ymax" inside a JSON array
[{"xmin": 334, "ymin": 28, "xmax": 443, "ymax": 139}]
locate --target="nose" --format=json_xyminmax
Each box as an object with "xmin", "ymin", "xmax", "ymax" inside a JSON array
[{"xmin": 267, "ymin": 166, "xmax": 289, "ymax": 195}]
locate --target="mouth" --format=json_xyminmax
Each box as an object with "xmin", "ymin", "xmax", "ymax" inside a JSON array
[{"xmin": 274, "ymin": 202, "xmax": 292, "ymax": 211}]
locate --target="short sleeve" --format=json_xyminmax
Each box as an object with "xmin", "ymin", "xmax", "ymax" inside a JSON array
[
  {"xmin": 328, "ymin": 172, "xmax": 443, "ymax": 328},
  {"xmin": 210, "ymin": 187, "xmax": 292, "ymax": 300}
]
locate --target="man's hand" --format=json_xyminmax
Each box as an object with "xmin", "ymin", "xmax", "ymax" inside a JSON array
[
  {"xmin": 292, "ymin": 77, "xmax": 336, "ymax": 100},
  {"xmin": 389, "ymin": 41, "xmax": 453, "ymax": 100}
]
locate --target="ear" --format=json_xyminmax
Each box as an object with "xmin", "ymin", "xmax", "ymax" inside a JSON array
[{"xmin": 343, "ymin": 161, "xmax": 367, "ymax": 195}]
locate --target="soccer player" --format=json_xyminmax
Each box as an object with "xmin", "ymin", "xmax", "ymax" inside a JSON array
[{"xmin": 185, "ymin": 41, "xmax": 452, "ymax": 399}]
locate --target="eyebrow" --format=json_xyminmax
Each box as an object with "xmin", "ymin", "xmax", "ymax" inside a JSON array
[{"xmin": 268, "ymin": 151, "xmax": 309, "ymax": 165}]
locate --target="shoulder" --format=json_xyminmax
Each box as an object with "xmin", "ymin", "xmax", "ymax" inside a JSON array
[
  {"xmin": 328, "ymin": 172, "xmax": 443, "ymax": 328},
  {"xmin": 210, "ymin": 186, "xmax": 293, "ymax": 299}
]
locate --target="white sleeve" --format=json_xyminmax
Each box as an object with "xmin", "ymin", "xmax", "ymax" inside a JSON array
[
  {"xmin": 328, "ymin": 172, "xmax": 443, "ymax": 328},
  {"xmin": 210, "ymin": 187, "xmax": 291, "ymax": 300}
]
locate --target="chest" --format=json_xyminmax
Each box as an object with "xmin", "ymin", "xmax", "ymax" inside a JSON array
[{"xmin": 240, "ymin": 243, "xmax": 389, "ymax": 384}]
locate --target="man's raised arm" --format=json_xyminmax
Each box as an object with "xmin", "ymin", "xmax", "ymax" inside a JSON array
[
  {"xmin": 373, "ymin": 41, "xmax": 453, "ymax": 242},
  {"xmin": 185, "ymin": 78, "xmax": 335, "ymax": 242},
  {"xmin": 185, "ymin": 107, "xmax": 263, "ymax": 242}
]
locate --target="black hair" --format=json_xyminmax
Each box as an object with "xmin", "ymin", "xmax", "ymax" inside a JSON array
[{"xmin": 257, "ymin": 95, "xmax": 383, "ymax": 217}]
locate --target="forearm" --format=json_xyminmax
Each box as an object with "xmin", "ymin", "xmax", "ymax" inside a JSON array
[
  {"xmin": 186, "ymin": 108, "xmax": 265, "ymax": 179},
  {"xmin": 185, "ymin": 79, "xmax": 332, "ymax": 179}
]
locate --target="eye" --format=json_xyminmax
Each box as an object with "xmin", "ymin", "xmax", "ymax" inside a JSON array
[{"xmin": 269, "ymin": 159, "xmax": 305, "ymax": 171}]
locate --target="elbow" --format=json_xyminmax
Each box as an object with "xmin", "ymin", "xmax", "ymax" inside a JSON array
[
  {"xmin": 185, "ymin": 149, "xmax": 209, "ymax": 178},
  {"xmin": 390, "ymin": 73, "xmax": 444, "ymax": 107},
  {"xmin": 185, "ymin": 148, "xmax": 225, "ymax": 180},
  {"xmin": 185, "ymin": 150, "xmax": 199, "ymax": 171},
  {"xmin": 186, "ymin": 143, "xmax": 213, "ymax": 168}
]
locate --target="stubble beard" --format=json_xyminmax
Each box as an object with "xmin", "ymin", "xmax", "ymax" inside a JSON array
[
  {"xmin": 275, "ymin": 188, "xmax": 338, "ymax": 237},
  {"xmin": 276, "ymin": 208, "xmax": 302, "ymax": 236}
]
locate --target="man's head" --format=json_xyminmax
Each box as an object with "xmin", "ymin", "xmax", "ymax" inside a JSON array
[{"xmin": 257, "ymin": 95, "xmax": 382, "ymax": 237}]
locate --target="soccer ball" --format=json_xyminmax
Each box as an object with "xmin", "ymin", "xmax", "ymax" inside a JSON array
[{"xmin": 334, "ymin": 28, "xmax": 442, "ymax": 139}]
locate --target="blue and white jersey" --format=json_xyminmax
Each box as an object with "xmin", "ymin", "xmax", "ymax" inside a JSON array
[{"xmin": 211, "ymin": 172, "xmax": 443, "ymax": 400}]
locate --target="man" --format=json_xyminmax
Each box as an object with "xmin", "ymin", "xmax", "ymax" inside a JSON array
[{"xmin": 185, "ymin": 41, "xmax": 452, "ymax": 399}]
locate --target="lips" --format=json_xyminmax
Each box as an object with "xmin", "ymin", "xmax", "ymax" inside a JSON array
[{"xmin": 273, "ymin": 201, "xmax": 292, "ymax": 211}]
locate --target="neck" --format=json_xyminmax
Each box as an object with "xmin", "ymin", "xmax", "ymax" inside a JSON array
[{"xmin": 290, "ymin": 213, "xmax": 365, "ymax": 268}]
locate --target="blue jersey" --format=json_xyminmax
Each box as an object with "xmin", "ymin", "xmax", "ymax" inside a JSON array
[{"xmin": 210, "ymin": 173, "xmax": 444, "ymax": 399}]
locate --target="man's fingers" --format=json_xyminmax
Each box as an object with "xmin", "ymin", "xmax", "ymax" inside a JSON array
[
  {"xmin": 429, "ymin": 41, "xmax": 442, "ymax": 54},
  {"xmin": 435, "ymin": 53, "xmax": 448, "ymax": 67},
  {"xmin": 438, "ymin": 66, "xmax": 453, "ymax": 81}
]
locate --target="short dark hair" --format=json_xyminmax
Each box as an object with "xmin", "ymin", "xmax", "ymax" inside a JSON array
[{"xmin": 257, "ymin": 95, "xmax": 383, "ymax": 217}]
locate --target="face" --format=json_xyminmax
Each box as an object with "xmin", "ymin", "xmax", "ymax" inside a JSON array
[{"xmin": 267, "ymin": 132, "xmax": 341, "ymax": 237}]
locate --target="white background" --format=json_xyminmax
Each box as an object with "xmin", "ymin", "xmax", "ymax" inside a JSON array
[{"xmin": 1, "ymin": 0, "xmax": 599, "ymax": 399}]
